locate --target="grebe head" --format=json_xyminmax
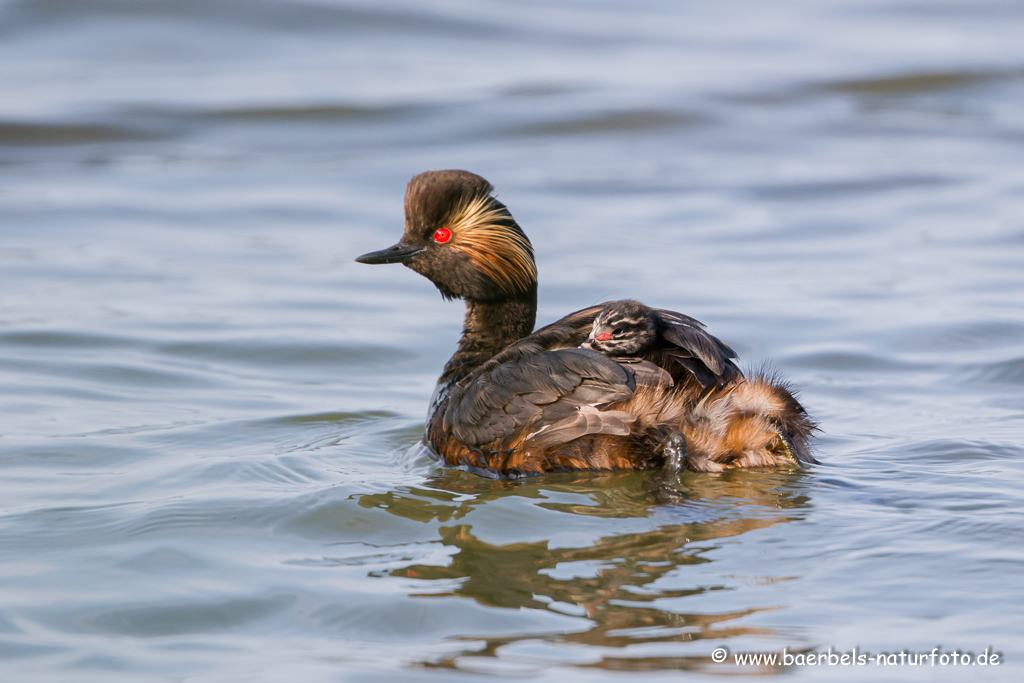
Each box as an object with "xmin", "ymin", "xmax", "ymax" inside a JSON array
[
  {"xmin": 355, "ymin": 170, "xmax": 536, "ymax": 302},
  {"xmin": 582, "ymin": 300, "xmax": 658, "ymax": 356}
]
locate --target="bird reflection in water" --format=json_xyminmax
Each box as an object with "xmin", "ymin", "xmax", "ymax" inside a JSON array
[{"xmin": 355, "ymin": 468, "xmax": 811, "ymax": 673}]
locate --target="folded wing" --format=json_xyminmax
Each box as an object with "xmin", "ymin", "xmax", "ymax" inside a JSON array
[
  {"xmin": 654, "ymin": 307, "xmax": 740, "ymax": 387},
  {"xmin": 444, "ymin": 347, "xmax": 639, "ymax": 448}
]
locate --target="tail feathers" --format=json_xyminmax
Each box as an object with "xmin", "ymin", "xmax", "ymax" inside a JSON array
[{"xmin": 622, "ymin": 369, "xmax": 817, "ymax": 472}]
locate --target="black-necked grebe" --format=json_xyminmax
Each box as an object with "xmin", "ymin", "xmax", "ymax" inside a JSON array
[{"xmin": 356, "ymin": 170, "xmax": 816, "ymax": 476}]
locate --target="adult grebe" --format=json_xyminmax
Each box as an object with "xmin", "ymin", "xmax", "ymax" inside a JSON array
[{"xmin": 356, "ymin": 170, "xmax": 816, "ymax": 477}]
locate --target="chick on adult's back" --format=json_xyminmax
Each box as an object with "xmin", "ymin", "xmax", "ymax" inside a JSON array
[{"xmin": 356, "ymin": 170, "xmax": 816, "ymax": 477}]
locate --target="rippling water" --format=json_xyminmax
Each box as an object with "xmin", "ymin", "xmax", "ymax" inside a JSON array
[{"xmin": 2, "ymin": 1, "xmax": 1024, "ymax": 680}]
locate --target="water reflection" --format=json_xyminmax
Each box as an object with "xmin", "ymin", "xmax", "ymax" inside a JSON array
[{"xmin": 356, "ymin": 470, "xmax": 811, "ymax": 672}]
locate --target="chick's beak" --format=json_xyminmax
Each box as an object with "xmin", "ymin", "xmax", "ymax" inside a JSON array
[
  {"xmin": 355, "ymin": 241, "xmax": 426, "ymax": 265},
  {"xmin": 580, "ymin": 338, "xmax": 597, "ymax": 350}
]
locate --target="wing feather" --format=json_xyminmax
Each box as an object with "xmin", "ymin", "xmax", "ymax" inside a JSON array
[
  {"xmin": 654, "ymin": 308, "xmax": 739, "ymax": 385},
  {"xmin": 445, "ymin": 347, "xmax": 638, "ymax": 448},
  {"xmin": 527, "ymin": 406, "xmax": 635, "ymax": 448}
]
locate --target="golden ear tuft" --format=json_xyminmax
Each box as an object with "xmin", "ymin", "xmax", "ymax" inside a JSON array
[{"xmin": 448, "ymin": 193, "xmax": 536, "ymax": 295}]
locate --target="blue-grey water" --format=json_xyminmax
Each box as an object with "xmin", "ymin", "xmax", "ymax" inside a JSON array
[{"xmin": 2, "ymin": 1, "xmax": 1024, "ymax": 681}]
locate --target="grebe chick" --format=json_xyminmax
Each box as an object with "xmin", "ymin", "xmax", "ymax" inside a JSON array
[
  {"xmin": 583, "ymin": 300, "xmax": 659, "ymax": 357},
  {"xmin": 356, "ymin": 170, "xmax": 816, "ymax": 476},
  {"xmin": 582, "ymin": 299, "xmax": 740, "ymax": 390}
]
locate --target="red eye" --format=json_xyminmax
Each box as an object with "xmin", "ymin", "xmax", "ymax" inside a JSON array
[
  {"xmin": 597, "ymin": 332, "xmax": 612, "ymax": 341},
  {"xmin": 433, "ymin": 227, "xmax": 452, "ymax": 243}
]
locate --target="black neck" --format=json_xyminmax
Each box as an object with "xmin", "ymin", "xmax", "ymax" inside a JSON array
[{"xmin": 439, "ymin": 287, "xmax": 537, "ymax": 386}]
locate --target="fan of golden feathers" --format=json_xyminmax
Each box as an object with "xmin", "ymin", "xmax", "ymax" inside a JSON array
[{"xmin": 447, "ymin": 193, "xmax": 536, "ymax": 296}]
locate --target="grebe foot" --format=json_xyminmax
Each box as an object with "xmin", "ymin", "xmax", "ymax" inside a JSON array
[
  {"xmin": 769, "ymin": 422, "xmax": 802, "ymax": 465},
  {"xmin": 645, "ymin": 431, "xmax": 689, "ymax": 505},
  {"xmin": 661, "ymin": 431, "xmax": 688, "ymax": 475},
  {"xmin": 506, "ymin": 467, "xmax": 527, "ymax": 480}
]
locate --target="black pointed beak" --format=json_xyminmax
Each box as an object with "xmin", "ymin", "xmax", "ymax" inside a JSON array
[
  {"xmin": 580, "ymin": 338, "xmax": 597, "ymax": 350},
  {"xmin": 355, "ymin": 242, "xmax": 426, "ymax": 265}
]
